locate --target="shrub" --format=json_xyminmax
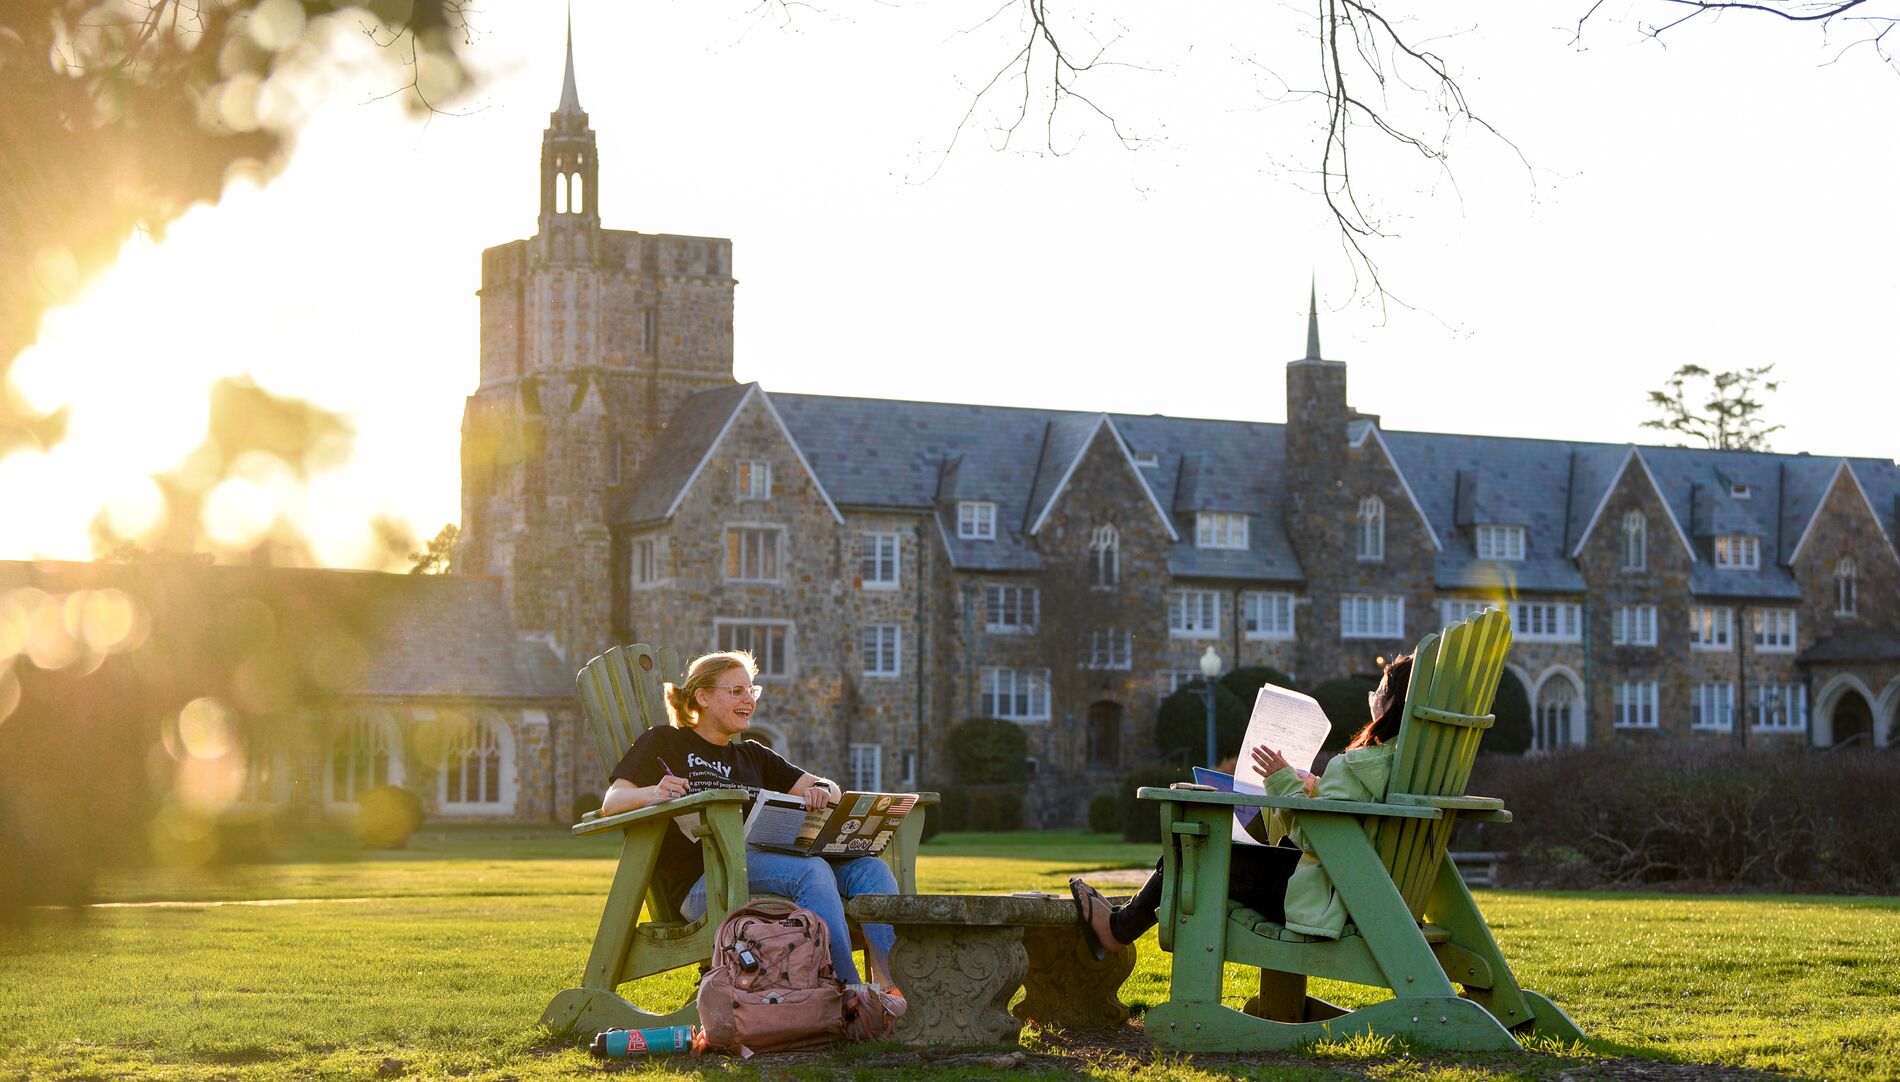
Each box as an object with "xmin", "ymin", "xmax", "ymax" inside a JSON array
[
  {"xmin": 934, "ymin": 785, "xmax": 1023, "ymax": 832},
  {"xmin": 948, "ymin": 717, "xmax": 1030, "ymax": 784},
  {"xmin": 967, "ymin": 788, "xmax": 1025, "ymax": 832},
  {"xmin": 1310, "ymin": 676, "xmax": 1379, "ymax": 750},
  {"xmin": 1219, "ymin": 665, "xmax": 1299, "ymax": 704},
  {"xmin": 354, "ymin": 786, "xmax": 424, "ymax": 849},
  {"xmin": 919, "ymin": 799, "xmax": 945, "ymax": 843},
  {"xmin": 571, "ymin": 791, "xmax": 603, "ymax": 823},
  {"xmin": 1485, "ymin": 671, "xmax": 1532, "ymax": 755},
  {"xmin": 936, "ymin": 787, "xmax": 970, "ymax": 832},
  {"xmin": 1466, "ymin": 745, "xmax": 1900, "ymax": 893},
  {"xmin": 1153, "ymin": 680, "xmax": 1248, "ymax": 763},
  {"xmin": 1087, "ymin": 793, "xmax": 1121, "ymax": 835},
  {"xmin": 1115, "ymin": 761, "xmax": 1192, "ymax": 843}
]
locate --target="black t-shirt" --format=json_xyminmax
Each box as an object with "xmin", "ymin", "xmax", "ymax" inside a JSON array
[{"xmin": 609, "ymin": 725, "xmax": 804, "ymax": 910}]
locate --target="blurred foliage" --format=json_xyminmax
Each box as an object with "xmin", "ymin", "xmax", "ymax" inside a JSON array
[
  {"xmin": 0, "ymin": 561, "xmax": 381, "ymax": 918},
  {"xmin": 0, "ymin": 0, "xmax": 481, "ymax": 457},
  {"xmin": 408, "ymin": 523, "xmax": 457, "ymax": 575},
  {"xmin": 86, "ymin": 375, "xmax": 361, "ymax": 565},
  {"xmin": 354, "ymin": 784, "xmax": 423, "ymax": 848}
]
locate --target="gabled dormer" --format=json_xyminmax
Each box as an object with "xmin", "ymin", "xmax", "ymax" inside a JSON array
[
  {"xmin": 1692, "ymin": 481, "xmax": 1767, "ymax": 571},
  {"xmin": 1454, "ymin": 469, "xmax": 1528, "ymax": 562}
]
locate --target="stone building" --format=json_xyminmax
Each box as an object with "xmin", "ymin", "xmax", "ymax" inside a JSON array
[{"xmin": 447, "ymin": 40, "xmax": 1900, "ymax": 824}]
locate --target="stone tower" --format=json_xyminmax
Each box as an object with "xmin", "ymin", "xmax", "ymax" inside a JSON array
[
  {"xmin": 1283, "ymin": 284, "xmax": 1352, "ymax": 675},
  {"xmin": 458, "ymin": 26, "xmax": 738, "ymax": 666}
]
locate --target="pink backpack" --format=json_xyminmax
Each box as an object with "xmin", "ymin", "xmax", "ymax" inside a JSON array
[{"xmin": 695, "ymin": 901, "xmax": 847, "ymax": 1054}]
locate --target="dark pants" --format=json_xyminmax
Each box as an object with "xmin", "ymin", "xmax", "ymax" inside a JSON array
[{"xmin": 1109, "ymin": 841, "xmax": 1304, "ymax": 946}]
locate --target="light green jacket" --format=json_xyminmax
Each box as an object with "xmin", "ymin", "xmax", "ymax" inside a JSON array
[{"xmin": 1260, "ymin": 742, "xmax": 1396, "ymax": 939}]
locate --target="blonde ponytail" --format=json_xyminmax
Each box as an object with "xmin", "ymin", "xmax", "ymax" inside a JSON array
[{"xmin": 665, "ymin": 650, "xmax": 759, "ymax": 728}]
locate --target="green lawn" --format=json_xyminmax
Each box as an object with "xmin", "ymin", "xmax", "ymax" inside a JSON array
[{"xmin": 2, "ymin": 829, "xmax": 1894, "ymax": 1080}]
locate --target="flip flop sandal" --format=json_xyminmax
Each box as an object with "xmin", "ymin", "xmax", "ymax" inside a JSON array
[{"xmin": 1068, "ymin": 877, "xmax": 1110, "ymax": 961}]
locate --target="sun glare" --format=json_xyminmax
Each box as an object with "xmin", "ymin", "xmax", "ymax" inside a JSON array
[{"xmin": 2, "ymin": 172, "xmax": 445, "ymax": 569}]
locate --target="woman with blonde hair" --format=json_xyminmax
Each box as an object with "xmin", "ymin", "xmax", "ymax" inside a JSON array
[{"xmin": 600, "ymin": 650, "xmax": 899, "ymax": 996}]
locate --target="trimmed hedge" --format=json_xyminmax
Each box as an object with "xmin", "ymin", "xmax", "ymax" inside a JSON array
[
  {"xmin": 1310, "ymin": 676, "xmax": 1379, "ymax": 750},
  {"xmin": 1087, "ymin": 793, "xmax": 1121, "ymax": 835},
  {"xmin": 1219, "ymin": 665, "xmax": 1299, "ymax": 704},
  {"xmin": 1115, "ymin": 760, "xmax": 1192, "ymax": 843},
  {"xmin": 1153, "ymin": 680, "xmax": 1248, "ymax": 763},
  {"xmin": 949, "ymin": 717, "xmax": 1030, "ymax": 784},
  {"xmin": 1486, "ymin": 671, "xmax": 1533, "ymax": 755},
  {"xmin": 353, "ymin": 786, "xmax": 423, "ymax": 849},
  {"xmin": 934, "ymin": 785, "xmax": 1025, "ymax": 832},
  {"xmin": 571, "ymin": 791, "xmax": 602, "ymax": 824},
  {"xmin": 1466, "ymin": 745, "xmax": 1900, "ymax": 892}
]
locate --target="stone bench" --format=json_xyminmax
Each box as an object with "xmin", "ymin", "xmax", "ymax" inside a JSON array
[{"xmin": 844, "ymin": 892, "xmax": 1137, "ymax": 1045}]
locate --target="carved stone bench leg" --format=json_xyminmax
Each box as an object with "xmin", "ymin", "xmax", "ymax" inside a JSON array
[
  {"xmin": 885, "ymin": 923, "xmax": 1027, "ymax": 1045},
  {"xmin": 1015, "ymin": 925, "xmax": 1138, "ymax": 1031}
]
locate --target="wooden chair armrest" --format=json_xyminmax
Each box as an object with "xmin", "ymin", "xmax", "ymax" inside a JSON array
[
  {"xmin": 570, "ymin": 789, "xmax": 748, "ymax": 837},
  {"xmin": 1385, "ymin": 793, "xmax": 1506, "ymax": 812},
  {"xmin": 1135, "ymin": 785, "xmax": 1442, "ymax": 821}
]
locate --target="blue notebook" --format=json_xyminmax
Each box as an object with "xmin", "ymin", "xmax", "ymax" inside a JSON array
[{"xmin": 1191, "ymin": 767, "xmax": 1262, "ymax": 830}]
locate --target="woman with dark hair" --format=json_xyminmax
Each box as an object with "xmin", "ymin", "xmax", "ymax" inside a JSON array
[{"xmin": 1070, "ymin": 653, "xmax": 1414, "ymax": 956}]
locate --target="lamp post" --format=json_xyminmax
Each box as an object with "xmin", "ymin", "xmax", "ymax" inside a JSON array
[{"xmin": 1198, "ymin": 645, "xmax": 1224, "ymax": 766}]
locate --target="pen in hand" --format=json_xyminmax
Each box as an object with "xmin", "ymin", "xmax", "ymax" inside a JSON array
[{"xmin": 654, "ymin": 765, "xmax": 689, "ymax": 801}]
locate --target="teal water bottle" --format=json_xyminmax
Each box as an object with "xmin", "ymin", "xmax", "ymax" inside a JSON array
[{"xmin": 589, "ymin": 1025, "xmax": 695, "ymax": 1057}]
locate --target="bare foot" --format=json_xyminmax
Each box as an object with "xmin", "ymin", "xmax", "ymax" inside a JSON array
[{"xmin": 1069, "ymin": 878, "xmax": 1126, "ymax": 955}]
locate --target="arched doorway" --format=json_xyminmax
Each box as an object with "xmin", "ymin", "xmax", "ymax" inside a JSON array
[
  {"xmin": 1086, "ymin": 701, "xmax": 1122, "ymax": 771},
  {"xmin": 1833, "ymin": 690, "xmax": 1874, "ymax": 747},
  {"xmin": 1533, "ymin": 678, "xmax": 1577, "ymax": 753}
]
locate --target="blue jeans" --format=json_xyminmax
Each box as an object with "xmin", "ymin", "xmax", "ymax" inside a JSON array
[{"xmin": 681, "ymin": 848, "xmax": 898, "ymax": 985}]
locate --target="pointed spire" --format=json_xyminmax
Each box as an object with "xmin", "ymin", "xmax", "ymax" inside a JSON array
[
  {"xmin": 557, "ymin": 6, "xmax": 583, "ymax": 114},
  {"xmin": 1304, "ymin": 276, "xmax": 1323, "ymax": 361}
]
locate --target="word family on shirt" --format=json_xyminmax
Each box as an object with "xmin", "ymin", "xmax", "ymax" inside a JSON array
[{"xmin": 609, "ymin": 723, "xmax": 805, "ymax": 908}]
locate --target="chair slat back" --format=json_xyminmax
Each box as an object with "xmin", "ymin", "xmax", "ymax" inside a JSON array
[
  {"xmin": 1374, "ymin": 608, "xmax": 1512, "ymax": 919},
  {"xmin": 574, "ymin": 643, "xmax": 681, "ymax": 780}
]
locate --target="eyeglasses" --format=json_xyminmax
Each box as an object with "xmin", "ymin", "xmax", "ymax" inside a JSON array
[{"xmin": 722, "ymin": 684, "xmax": 765, "ymax": 700}]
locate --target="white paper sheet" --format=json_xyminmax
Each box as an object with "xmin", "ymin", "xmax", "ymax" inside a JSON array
[{"xmin": 1229, "ymin": 684, "xmax": 1333, "ymax": 845}]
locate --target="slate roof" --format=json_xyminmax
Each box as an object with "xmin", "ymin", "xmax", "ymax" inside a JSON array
[
  {"xmin": 1110, "ymin": 414, "xmax": 1302, "ymax": 583},
  {"xmin": 1800, "ymin": 629, "xmax": 1900, "ymax": 663},
  {"xmin": 1383, "ymin": 430, "xmax": 1587, "ymax": 593},
  {"xmin": 617, "ymin": 382, "xmax": 753, "ymax": 526},
  {"xmin": 619, "ymin": 384, "xmax": 1900, "ymax": 596},
  {"xmin": 0, "ymin": 561, "xmax": 571, "ymax": 700},
  {"xmin": 1024, "ymin": 412, "xmax": 1107, "ymax": 533}
]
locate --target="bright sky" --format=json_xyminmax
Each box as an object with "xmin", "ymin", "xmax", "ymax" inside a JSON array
[{"xmin": 5, "ymin": 1, "xmax": 1895, "ymax": 567}]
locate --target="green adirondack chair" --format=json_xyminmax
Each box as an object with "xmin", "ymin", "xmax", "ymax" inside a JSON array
[
  {"xmin": 540, "ymin": 642, "xmax": 933, "ymax": 1035},
  {"xmin": 1137, "ymin": 608, "xmax": 1586, "ymax": 1052}
]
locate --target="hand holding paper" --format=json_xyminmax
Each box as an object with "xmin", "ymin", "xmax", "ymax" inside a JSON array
[
  {"xmin": 1227, "ymin": 684, "xmax": 1332, "ymax": 845},
  {"xmin": 1237, "ymin": 683, "xmax": 1332, "ymax": 776}
]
